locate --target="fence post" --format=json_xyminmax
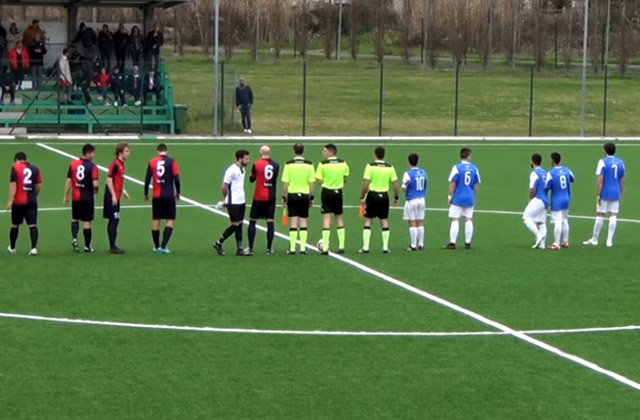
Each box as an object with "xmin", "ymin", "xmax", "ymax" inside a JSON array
[
  {"xmin": 420, "ymin": 18, "xmax": 425, "ymax": 66},
  {"xmin": 454, "ymin": 64, "xmax": 459, "ymax": 136},
  {"xmin": 378, "ymin": 61, "xmax": 384, "ymax": 136},
  {"xmin": 603, "ymin": 65, "xmax": 609, "ymax": 136},
  {"xmin": 528, "ymin": 66, "xmax": 534, "ymax": 137},
  {"xmin": 57, "ymin": 83, "xmax": 61, "ymax": 135},
  {"xmin": 302, "ymin": 60, "xmax": 307, "ymax": 136},
  {"xmin": 220, "ymin": 60, "xmax": 225, "ymax": 136},
  {"xmin": 554, "ymin": 22, "xmax": 558, "ymax": 69},
  {"xmin": 140, "ymin": 89, "xmax": 144, "ymax": 135}
]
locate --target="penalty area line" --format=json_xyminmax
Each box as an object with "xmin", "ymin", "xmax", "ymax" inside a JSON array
[{"xmin": 34, "ymin": 142, "xmax": 640, "ymax": 393}]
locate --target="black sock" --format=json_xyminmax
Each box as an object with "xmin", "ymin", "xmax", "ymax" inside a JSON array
[
  {"xmin": 29, "ymin": 226, "xmax": 38, "ymax": 248},
  {"xmin": 235, "ymin": 225, "xmax": 243, "ymax": 250},
  {"xmin": 152, "ymin": 229, "xmax": 160, "ymax": 249},
  {"xmin": 218, "ymin": 225, "xmax": 236, "ymax": 244},
  {"xmin": 108, "ymin": 219, "xmax": 119, "ymax": 249},
  {"xmin": 83, "ymin": 228, "xmax": 92, "ymax": 248},
  {"xmin": 9, "ymin": 226, "xmax": 18, "ymax": 249},
  {"xmin": 267, "ymin": 221, "xmax": 275, "ymax": 250},
  {"xmin": 71, "ymin": 221, "xmax": 79, "ymax": 240},
  {"xmin": 248, "ymin": 221, "xmax": 257, "ymax": 249},
  {"xmin": 161, "ymin": 227, "xmax": 173, "ymax": 248}
]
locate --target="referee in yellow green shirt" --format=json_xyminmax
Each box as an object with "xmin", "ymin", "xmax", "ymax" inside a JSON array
[
  {"xmin": 281, "ymin": 143, "xmax": 315, "ymax": 254},
  {"xmin": 359, "ymin": 146, "xmax": 399, "ymax": 254},
  {"xmin": 315, "ymin": 143, "xmax": 350, "ymax": 254}
]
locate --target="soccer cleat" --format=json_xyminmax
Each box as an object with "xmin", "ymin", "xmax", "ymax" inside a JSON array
[
  {"xmin": 319, "ymin": 250, "xmax": 329, "ymax": 255},
  {"xmin": 582, "ymin": 238, "xmax": 598, "ymax": 246},
  {"xmin": 213, "ymin": 242, "xmax": 225, "ymax": 256},
  {"xmin": 28, "ymin": 248, "xmax": 38, "ymax": 256},
  {"xmin": 382, "ymin": 249, "xmax": 391, "ymax": 254},
  {"xmin": 561, "ymin": 242, "xmax": 569, "ymax": 248},
  {"xmin": 606, "ymin": 240, "xmax": 613, "ymax": 248},
  {"xmin": 247, "ymin": 129, "xmax": 252, "ymax": 134},
  {"xmin": 123, "ymin": 103, "xmax": 128, "ymax": 109},
  {"xmin": 464, "ymin": 243, "xmax": 472, "ymax": 249},
  {"xmin": 443, "ymin": 242, "xmax": 456, "ymax": 250},
  {"xmin": 243, "ymin": 129, "xmax": 248, "ymax": 133},
  {"xmin": 266, "ymin": 248, "xmax": 274, "ymax": 255},
  {"xmin": 404, "ymin": 246, "xmax": 417, "ymax": 252},
  {"xmin": 72, "ymin": 239, "xmax": 80, "ymax": 253},
  {"xmin": 109, "ymin": 247, "xmax": 126, "ymax": 254},
  {"xmin": 357, "ymin": 248, "xmax": 369, "ymax": 254},
  {"xmin": 236, "ymin": 248, "xmax": 252, "ymax": 257},
  {"xmin": 533, "ymin": 233, "xmax": 545, "ymax": 249},
  {"xmin": 162, "ymin": 248, "xmax": 172, "ymax": 254},
  {"xmin": 153, "ymin": 247, "xmax": 164, "ymax": 254},
  {"xmin": 83, "ymin": 246, "xmax": 95, "ymax": 253},
  {"xmin": 286, "ymin": 250, "xmax": 296, "ymax": 255},
  {"xmin": 547, "ymin": 244, "xmax": 561, "ymax": 250},
  {"xmin": 245, "ymin": 248, "xmax": 255, "ymax": 256},
  {"xmin": 300, "ymin": 250, "xmax": 308, "ymax": 255},
  {"xmin": 336, "ymin": 249, "xmax": 345, "ymax": 254},
  {"xmin": 135, "ymin": 100, "xmax": 141, "ymax": 106},
  {"xmin": 7, "ymin": 246, "xmax": 16, "ymax": 255}
]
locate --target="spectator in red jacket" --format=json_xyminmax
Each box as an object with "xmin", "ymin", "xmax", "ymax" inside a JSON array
[
  {"xmin": 93, "ymin": 67, "xmax": 111, "ymax": 105},
  {"xmin": 9, "ymin": 41, "xmax": 29, "ymax": 90}
]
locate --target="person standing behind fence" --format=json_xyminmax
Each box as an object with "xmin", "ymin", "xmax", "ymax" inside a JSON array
[
  {"xmin": 0, "ymin": 23, "xmax": 7, "ymax": 66},
  {"xmin": 128, "ymin": 25, "xmax": 143, "ymax": 68},
  {"xmin": 27, "ymin": 34, "xmax": 46, "ymax": 91},
  {"xmin": 58, "ymin": 48, "xmax": 72, "ymax": 103},
  {"xmin": 113, "ymin": 23, "xmax": 129, "ymax": 72},
  {"xmin": 71, "ymin": 23, "xmax": 97, "ymax": 60},
  {"xmin": 6, "ymin": 24, "xmax": 22, "ymax": 53},
  {"xmin": 9, "ymin": 41, "xmax": 28, "ymax": 91},
  {"xmin": 98, "ymin": 24, "xmax": 113, "ymax": 70},
  {"xmin": 236, "ymin": 77, "xmax": 254, "ymax": 134},
  {"xmin": 22, "ymin": 20, "xmax": 45, "ymax": 49},
  {"xmin": 144, "ymin": 23, "xmax": 163, "ymax": 71}
]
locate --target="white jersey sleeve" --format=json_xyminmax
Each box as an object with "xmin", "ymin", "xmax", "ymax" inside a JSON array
[
  {"xmin": 529, "ymin": 171, "xmax": 538, "ymax": 189},
  {"xmin": 596, "ymin": 159, "xmax": 605, "ymax": 176},
  {"xmin": 402, "ymin": 171, "xmax": 411, "ymax": 188},
  {"xmin": 476, "ymin": 168, "xmax": 481, "ymax": 184},
  {"xmin": 223, "ymin": 165, "xmax": 237, "ymax": 185},
  {"xmin": 448, "ymin": 165, "xmax": 458, "ymax": 182}
]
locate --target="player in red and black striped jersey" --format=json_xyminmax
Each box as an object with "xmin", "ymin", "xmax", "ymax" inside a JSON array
[
  {"xmin": 63, "ymin": 143, "xmax": 99, "ymax": 253},
  {"xmin": 103, "ymin": 143, "xmax": 131, "ymax": 254},
  {"xmin": 247, "ymin": 145, "xmax": 279, "ymax": 254},
  {"xmin": 144, "ymin": 143, "xmax": 181, "ymax": 254},
  {"xmin": 6, "ymin": 152, "xmax": 42, "ymax": 256}
]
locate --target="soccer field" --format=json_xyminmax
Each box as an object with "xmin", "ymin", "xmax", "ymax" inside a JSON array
[{"xmin": 2, "ymin": 138, "xmax": 640, "ymax": 419}]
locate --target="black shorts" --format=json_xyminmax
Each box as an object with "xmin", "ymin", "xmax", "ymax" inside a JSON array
[
  {"xmin": 152, "ymin": 197, "xmax": 176, "ymax": 220},
  {"xmin": 72, "ymin": 200, "xmax": 95, "ymax": 222},
  {"xmin": 228, "ymin": 203, "xmax": 246, "ymax": 223},
  {"xmin": 321, "ymin": 188, "xmax": 343, "ymax": 215},
  {"xmin": 287, "ymin": 193, "xmax": 310, "ymax": 218},
  {"xmin": 103, "ymin": 198, "xmax": 121, "ymax": 220},
  {"xmin": 11, "ymin": 203, "xmax": 37, "ymax": 225},
  {"xmin": 250, "ymin": 200, "xmax": 276, "ymax": 220},
  {"xmin": 364, "ymin": 191, "xmax": 390, "ymax": 220}
]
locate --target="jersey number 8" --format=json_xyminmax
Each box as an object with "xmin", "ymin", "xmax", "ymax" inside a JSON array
[
  {"xmin": 76, "ymin": 165, "xmax": 86, "ymax": 181},
  {"xmin": 559, "ymin": 175, "xmax": 567, "ymax": 189}
]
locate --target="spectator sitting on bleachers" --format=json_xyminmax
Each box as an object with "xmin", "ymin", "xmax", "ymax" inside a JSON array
[
  {"xmin": 9, "ymin": 41, "xmax": 29, "ymax": 90},
  {"xmin": 143, "ymin": 69, "xmax": 161, "ymax": 106},
  {"xmin": 93, "ymin": 67, "xmax": 110, "ymax": 105},
  {"xmin": 110, "ymin": 66, "xmax": 126, "ymax": 108},
  {"xmin": 127, "ymin": 65, "xmax": 142, "ymax": 106},
  {"xmin": 0, "ymin": 65, "xmax": 16, "ymax": 105}
]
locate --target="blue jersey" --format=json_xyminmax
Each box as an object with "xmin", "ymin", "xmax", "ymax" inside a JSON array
[
  {"xmin": 529, "ymin": 167, "xmax": 548, "ymax": 208},
  {"xmin": 403, "ymin": 167, "xmax": 427, "ymax": 200},
  {"xmin": 545, "ymin": 166, "xmax": 575, "ymax": 211},
  {"xmin": 449, "ymin": 162, "xmax": 480, "ymax": 207},
  {"xmin": 597, "ymin": 156, "xmax": 625, "ymax": 201}
]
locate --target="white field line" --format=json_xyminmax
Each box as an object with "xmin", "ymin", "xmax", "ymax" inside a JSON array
[
  {"xmin": 1, "ymin": 311, "xmax": 639, "ymax": 338},
  {"xmin": 30, "ymin": 142, "xmax": 640, "ymax": 393},
  {"xmin": 2, "ymin": 203, "xmax": 639, "ymax": 225}
]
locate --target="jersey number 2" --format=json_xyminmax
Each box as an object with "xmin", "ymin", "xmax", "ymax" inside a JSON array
[{"xmin": 23, "ymin": 168, "xmax": 33, "ymax": 185}]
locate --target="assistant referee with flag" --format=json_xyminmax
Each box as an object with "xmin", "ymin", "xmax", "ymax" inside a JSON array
[{"xmin": 316, "ymin": 143, "xmax": 349, "ymax": 254}]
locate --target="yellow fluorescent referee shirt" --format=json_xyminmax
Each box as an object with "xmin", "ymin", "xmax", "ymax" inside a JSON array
[
  {"xmin": 316, "ymin": 157, "xmax": 350, "ymax": 190},
  {"xmin": 282, "ymin": 157, "xmax": 315, "ymax": 194},
  {"xmin": 364, "ymin": 160, "xmax": 398, "ymax": 193}
]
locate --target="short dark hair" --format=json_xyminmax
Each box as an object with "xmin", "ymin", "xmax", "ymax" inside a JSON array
[
  {"xmin": 551, "ymin": 152, "xmax": 561, "ymax": 165},
  {"xmin": 157, "ymin": 143, "xmax": 168, "ymax": 152},
  {"xmin": 14, "ymin": 151, "xmax": 27, "ymax": 161},
  {"xmin": 293, "ymin": 143, "xmax": 304, "ymax": 155},
  {"xmin": 235, "ymin": 149, "xmax": 249, "ymax": 160},
  {"xmin": 408, "ymin": 153, "xmax": 419, "ymax": 166},
  {"xmin": 115, "ymin": 143, "xmax": 129, "ymax": 157},
  {"xmin": 79, "ymin": 23, "xmax": 86, "ymax": 29},
  {"xmin": 531, "ymin": 153, "xmax": 542, "ymax": 166},
  {"xmin": 62, "ymin": 47, "xmax": 69, "ymax": 55},
  {"xmin": 82, "ymin": 143, "xmax": 95, "ymax": 156},
  {"xmin": 604, "ymin": 142, "xmax": 616, "ymax": 156},
  {"xmin": 103, "ymin": 24, "xmax": 109, "ymax": 29},
  {"xmin": 324, "ymin": 143, "xmax": 337, "ymax": 155},
  {"xmin": 32, "ymin": 20, "xmax": 39, "ymax": 24},
  {"xmin": 375, "ymin": 146, "xmax": 385, "ymax": 159},
  {"xmin": 460, "ymin": 148, "xmax": 472, "ymax": 160}
]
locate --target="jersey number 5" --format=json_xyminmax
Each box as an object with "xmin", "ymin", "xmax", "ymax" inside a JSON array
[{"xmin": 157, "ymin": 160, "xmax": 166, "ymax": 177}]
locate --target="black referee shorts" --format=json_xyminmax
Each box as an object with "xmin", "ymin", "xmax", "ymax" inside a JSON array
[
  {"xmin": 250, "ymin": 200, "xmax": 276, "ymax": 220},
  {"xmin": 287, "ymin": 193, "xmax": 310, "ymax": 218},
  {"xmin": 72, "ymin": 200, "xmax": 95, "ymax": 222},
  {"xmin": 228, "ymin": 203, "xmax": 246, "ymax": 223},
  {"xmin": 152, "ymin": 197, "xmax": 176, "ymax": 220},
  {"xmin": 364, "ymin": 191, "xmax": 390, "ymax": 220},
  {"xmin": 321, "ymin": 188, "xmax": 344, "ymax": 215},
  {"xmin": 11, "ymin": 203, "xmax": 37, "ymax": 226}
]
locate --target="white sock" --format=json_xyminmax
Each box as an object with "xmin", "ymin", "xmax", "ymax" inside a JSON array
[
  {"xmin": 409, "ymin": 227, "xmax": 418, "ymax": 248},
  {"xmin": 561, "ymin": 220, "xmax": 570, "ymax": 243},
  {"xmin": 592, "ymin": 216, "xmax": 604, "ymax": 241},
  {"xmin": 524, "ymin": 218, "xmax": 539, "ymax": 237},
  {"xmin": 607, "ymin": 216, "xmax": 617, "ymax": 244},
  {"xmin": 554, "ymin": 222, "xmax": 562, "ymax": 246},
  {"xmin": 538, "ymin": 222, "xmax": 547, "ymax": 246},
  {"xmin": 464, "ymin": 220, "xmax": 474, "ymax": 244},
  {"xmin": 417, "ymin": 226, "xmax": 425, "ymax": 247},
  {"xmin": 449, "ymin": 221, "xmax": 459, "ymax": 244}
]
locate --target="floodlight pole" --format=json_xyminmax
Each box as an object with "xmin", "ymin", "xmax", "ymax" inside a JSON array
[
  {"xmin": 336, "ymin": 0, "xmax": 343, "ymax": 60},
  {"xmin": 213, "ymin": 0, "xmax": 220, "ymax": 136},
  {"xmin": 580, "ymin": 0, "xmax": 589, "ymax": 137}
]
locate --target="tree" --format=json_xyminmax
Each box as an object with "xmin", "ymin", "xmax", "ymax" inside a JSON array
[
  {"xmin": 296, "ymin": 0, "xmax": 311, "ymax": 59},
  {"xmin": 323, "ymin": 0, "xmax": 333, "ymax": 59},
  {"xmin": 399, "ymin": 0, "xmax": 413, "ymax": 64},
  {"xmin": 349, "ymin": 0, "xmax": 364, "ymax": 60},
  {"xmin": 373, "ymin": 0, "xmax": 387, "ymax": 63},
  {"xmin": 532, "ymin": 0, "xmax": 545, "ymax": 70},
  {"xmin": 268, "ymin": 0, "xmax": 289, "ymax": 59}
]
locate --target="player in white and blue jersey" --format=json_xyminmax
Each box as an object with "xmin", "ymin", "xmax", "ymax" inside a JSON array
[
  {"xmin": 522, "ymin": 153, "xmax": 548, "ymax": 249},
  {"xmin": 402, "ymin": 153, "xmax": 427, "ymax": 251},
  {"xmin": 444, "ymin": 148, "xmax": 480, "ymax": 250},
  {"xmin": 583, "ymin": 142, "xmax": 625, "ymax": 247},
  {"xmin": 545, "ymin": 152, "xmax": 575, "ymax": 250}
]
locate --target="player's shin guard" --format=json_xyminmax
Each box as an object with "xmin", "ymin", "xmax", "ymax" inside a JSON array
[
  {"xmin": 337, "ymin": 226, "xmax": 345, "ymax": 250},
  {"xmin": 289, "ymin": 228, "xmax": 298, "ymax": 252},
  {"xmin": 561, "ymin": 220, "xmax": 569, "ymax": 243},
  {"xmin": 538, "ymin": 223, "xmax": 547, "ymax": 246},
  {"xmin": 409, "ymin": 227, "xmax": 418, "ymax": 248},
  {"xmin": 29, "ymin": 226, "xmax": 38, "ymax": 249},
  {"xmin": 234, "ymin": 225, "xmax": 243, "ymax": 250},
  {"xmin": 299, "ymin": 228, "xmax": 308, "ymax": 251},
  {"xmin": 71, "ymin": 221, "xmax": 79, "ymax": 240},
  {"xmin": 592, "ymin": 216, "xmax": 604, "ymax": 241},
  {"xmin": 152, "ymin": 230, "xmax": 160, "ymax": 249},
  {"xmin": 464, "ymin": 221, "xmax": 474, "ymax": 244},
  {"xmin": 83, "ymin": 228, "xmax": 92, "ymax": 248},
  {"xmin": 248, "ymin": 221, "xmax": 257, "ymax": 249},
  {"xmin": 607, "ymin": 216, "xmax": 617, "ymax": 244},
  {"xmin": 417, "ymin": 226, "xmax": 425, "ymax": 247},
  {"xmin": 553, "ymin": 222, "xmax": 562, "ymax": 246},
  {"xmin": 218, "ymin": 225, "xmax": 236, "ymax": 244},
  {"xmin": 362, "ymin": 226, "xmax": 372, "ymax": 251},
  {"xmin": 449, "ymin": 221, "xmax": 459, "ymax": 244},
  {"xmin": 9, "ymin": 226, "xmax": 18, "ymax": 249},
  {"xmin": 266, "ymin": 222, "xmax": 275, "ymax": 250},
  {"xmin": 161, "ymin": 227, "xmax": 173, "ymax": 249},
  {"xmin": 382, "ymin": 228, "xmax": 390, "ymax": 251},
  {"xmin": 322, "ymin": 229, "xmax": 330, "ymax": 251},
  {"xmin": 523, "ymin": 218, "xmax": 539, "ymax": 237},
  {"xmin": 107, "ymin": 219, "xmax": 119, "ymax": 249}
]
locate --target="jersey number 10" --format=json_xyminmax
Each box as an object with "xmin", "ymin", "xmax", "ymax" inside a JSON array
[{"xmin": 415, "ymin": 176, "xmax": 426, "ymax": 191}]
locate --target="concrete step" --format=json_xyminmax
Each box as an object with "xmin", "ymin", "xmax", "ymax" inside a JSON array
[
  {"xmin": 0, "ymin": 127, "xmax": 27, "ymax": 135},
  {"xmin": 0, "ymin": 112, "xmax": 23, "ymax": 119},
  {"xmin": 1, "ymin": 98, "xmax": 23, "ymax": 105}
]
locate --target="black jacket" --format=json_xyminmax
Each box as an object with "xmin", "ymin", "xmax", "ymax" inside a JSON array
[
  {"xmin": 114, "ymin": 30, "xmax": 129, "ymax": 53},
  {"xmin": 72, "ymin": 27, "xmax": 97, "ymax": 48},
  {"xmin": 144, "ymin": 31, "xmax": 164, "ymax": 53},
  {"xmin": 27, "ymin": 41, "xmax": 47, "ymax": 63},
  {"xmin": 98, "ymin": 30, "xmax": 113, "ymax": 50},
  {"xmin": 127, "ymin": 73, "xmax": 142, "ymax": 95},
  {"xmin": 143, "ymin": 73, "xmax": 161, "ymax": 91},
  {"xmin": 235, "ymin": 85, "xmax": 254, "ymax": 107}
]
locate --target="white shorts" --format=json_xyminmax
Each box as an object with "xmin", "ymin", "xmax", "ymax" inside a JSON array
[
  {"xmin": 523, "ymin": 198, "xmax": 547, "ymax": 224},
  {"xmin": 597, "ymin": 200, "xmax": 620, "ymax": 214},
  {"xmin": 550, "ymin": 209, "xmax": 569, "ymax": 224},
  {"xmin": 403, "ymin": 198, "xmax": 425, "ymax": 221},
  {"xmin": 448, "ymin": 205, "xmax": 474, "ymax": 219}
]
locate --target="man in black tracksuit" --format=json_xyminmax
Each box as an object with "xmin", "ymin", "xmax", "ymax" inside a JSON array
[
  {"xmin": 71, "ymin": 23, "xmax": 97, "ymax": 60},
  {"xmin": 235, "ymin": 77, "xmax": 254, "ymax": 133},
  {"xmin": 98, "ymin": 24, "xmax": 113, "ymax": 70},
  {"xmin": 27, "ymin": 34, "xmax": 46, "ymax": 91},
  {"xmin": 113, "ymin": 24, "xmax": 129, "ymax": 72},
  {"xmin": 110, "ymin": 66, "xmax": 125, "ymax": 107}
]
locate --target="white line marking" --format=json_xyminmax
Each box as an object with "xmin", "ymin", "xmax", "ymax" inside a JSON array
[{"xmin": 34, "ymin": 142, "xmax": 640, "ymax": 393}]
